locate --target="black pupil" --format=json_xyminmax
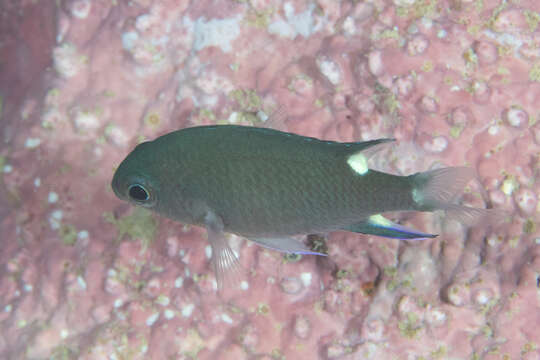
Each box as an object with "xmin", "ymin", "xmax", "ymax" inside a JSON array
[{"xmin": 129, "ymin": 185, "xmax": 149, "ymax": 201}]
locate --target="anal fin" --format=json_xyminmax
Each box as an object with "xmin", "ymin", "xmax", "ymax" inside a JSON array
[
  {"xmin": 344, "ymin": 214, "xmax": 437, "ymax": 240},
  {"xmin": 249, "ymin": 236, "xmax": 327, "ymax": 256}
]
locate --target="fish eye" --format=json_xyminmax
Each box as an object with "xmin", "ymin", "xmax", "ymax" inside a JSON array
[{"xmin": 128, "ymin": 183, "xmax": 150, "ymax": 202}]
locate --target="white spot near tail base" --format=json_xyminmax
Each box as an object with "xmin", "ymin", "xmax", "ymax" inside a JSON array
[
  {"xmin": 347, "ymin": 153, "xmax": 369, "ymax": 175},
  {"xmin": 368, "ymin": 214, "xmax": 393, "ymax": 227}
]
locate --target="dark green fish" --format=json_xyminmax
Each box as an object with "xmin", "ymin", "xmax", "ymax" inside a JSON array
[{"xmin": 111, "ymin": 125, "xmax": 490, "ymax": 286}]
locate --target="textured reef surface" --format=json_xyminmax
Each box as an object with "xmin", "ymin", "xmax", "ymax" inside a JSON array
[{"xmin": 1, "ymin": 0, "xmax": 540, "ymax": 359}]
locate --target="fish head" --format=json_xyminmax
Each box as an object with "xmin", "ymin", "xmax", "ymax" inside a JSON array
[{"xmin": 112, "ymin": 141, "xmax": 162, "ymax": 211}]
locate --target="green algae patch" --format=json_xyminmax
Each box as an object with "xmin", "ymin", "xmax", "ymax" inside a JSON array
[
  {"xmin": 413, "ymin": 0, "xmax": 439, "ymax": 18},
  {"xmin": 463, "ymin": 48, "xmax": 478, "ymax": 67},
  {"xmin": 398, "ymin": 312, "xmax": 422, "ymax": 338},
  {"xmin": 430, "ymin": 346, "xmax": 448, "ymax": 359},
  {"xmin": 245, "ymin": 8, "xmax": 273, "ymax": 28},
  {"xmin": 283, "ymin": 253, "xmax": 302, "ymax": 263},
  {"xmin": 256, "ymin": 303, "xmax": 270, "ymax": 315},
  {"xmin": 50, "ymin": 344, "xmax": 79, "ymax": 360},
  {"xmin": 529, "ymin": 63, "xmax": 540, "ymax": 82},
  {"xmin": 104, "ymin": 207, "xmax": 157, "ymax": 252},
  {"xmin": 0, "ymin": 155, "xmax": 22, "ymax": 207},
  {"xmin": 59, "ymin": 224, "xmax": 78, "ymax": 246},
  {"xmin": 523, "ymin": 218, "xmax": 536, "ymax": 234},
  {"xmin": 197, "ymin": 108, "xmax": 216, "ymax": 123},
  {"xmin": 372, "ymin": 27, "xmax": 400, "ymax": 41},
  {"xmin": 229, "ymin": 89, "xmax": 262, "ymax": 112},
  {"xmin": 271, "ymin": 349, "xmax": 285, "ymax": 360},
  {"xmin": 179, "ymin": 328, "xmax": 205, "ymax": 358},
  {"xmin": 396, "ymin": 0, "xmax": 440, "ymax": 19},
  {"xmin": 144, "ymin": 112, "xmax": 161, "ymax": 128},
  {"xmin": 227, "ymin": 111, "xmax": 260, "ymax": 125},
  {"xmin": 307, "ymin": 234, "xmax": 328, "ymax": 254},
  {"xmin": 373, "ymin": 83, "xmax": 400, "ymax": 116},
  {"xmin": 421, "ymin": 60, "xmax": 434, "ymax": 72},
  {"xmin": 0, "ymin": 155, "xmax": 5, "ymax": 177},
  {"xmin": 524, "ymin": 10, "xmax": 540, "ymax": 32}
]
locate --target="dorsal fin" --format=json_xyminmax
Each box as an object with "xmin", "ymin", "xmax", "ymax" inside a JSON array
[
  {"xmin": 337, "ymin": 138, "xmax": 396, "ymax": 157},
  {"xmin": 340, "ymin": 138, "xmax": 395, "ymax": 176}
]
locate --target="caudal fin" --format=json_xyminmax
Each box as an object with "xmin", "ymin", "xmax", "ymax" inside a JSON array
[{"xmin": 410, "ymin": 167, "xmax": 505, "ymax": 225}]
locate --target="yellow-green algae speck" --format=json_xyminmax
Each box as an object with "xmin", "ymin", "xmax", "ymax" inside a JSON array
[{"xmin": 104, "ymin": 207, "xmax": 157, "ymax": 252}]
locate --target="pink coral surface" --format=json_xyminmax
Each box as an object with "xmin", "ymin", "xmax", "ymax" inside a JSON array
[{"xmin": 1, "ymin": 0, "xmax": 540, "ymax": 359}]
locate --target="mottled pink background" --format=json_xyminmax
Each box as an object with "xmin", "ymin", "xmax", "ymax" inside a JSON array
[{"xmin": 1, "ymin": 0, "xmax": 540, "ymax": 359}]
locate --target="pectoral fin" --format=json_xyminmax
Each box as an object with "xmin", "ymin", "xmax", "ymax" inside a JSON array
[
  {"xmin": 249, "ymin": 236, "xmax": 327, "ymax": 256},
  {"xmin": 344, "ymin": 214, "xmax": 437, "ymax": 240},
  {"xmin": 204, "ymin": 211, "xmax": 242, "ymax": 290}
]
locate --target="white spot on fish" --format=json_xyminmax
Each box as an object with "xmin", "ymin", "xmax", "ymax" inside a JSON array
[
  {"xmin": 368, "ymin": 214, "xmax": 393, "ymax": 227},
  {"xmin": 175, "ymin": 276, "xmax": 184, "ymax": 288},
  {"xmin": 60, "ymin": 329, "xmax": 69, "ymax": 339},
  {"xmin": 4, "ymin": 304, "xmax": 12, "ymax": 313},
  {"xmin": 240, "ymin": 280, "xmax": 249, "ymax": 290},
  {"xmin": 77, "ymin": 230, "xmax": 89, "ymax": 240},
  {"xmin": 412, "ymin": 188, "xmax": 423, "ymax": 205},
  {"xmin": 23, "ymin": 284, "xmax": 33, "ymax": 292},
  {"xmin": 3, "ymin": 164, "xmax": 12, "ymax": 173},
  {"xmin": 347, "ymin": 152, "xmax": 369, "ymax": 175},
  {"xmin": 114, "ymin": 299, "xmax": 124, "ymax": 308},
  {"xmin": 205, "ymin": 245, "xmax": 212, "ymax": 259},
  {"xmin": 34, "ymin": 178, "xmax": 41, "ymax": 187},
  {"xmin": 181, "ymin": 304, "xmax": 195, "ymax": 317}
]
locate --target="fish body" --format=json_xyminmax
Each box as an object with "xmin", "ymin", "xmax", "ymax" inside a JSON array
[{"xmin": 112, "ymin": 125, "xmax": 486, "ymax": 286}]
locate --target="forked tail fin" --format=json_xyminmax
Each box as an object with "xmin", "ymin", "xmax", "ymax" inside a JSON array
[{"xmin": 410, "ymin": 167, "xmax": 506, "ymax": 225}]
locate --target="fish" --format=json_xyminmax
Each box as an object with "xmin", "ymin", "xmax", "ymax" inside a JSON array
[{"xmin": 111, "ymin": 125, "xmax": 495, "ymax": 288}]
